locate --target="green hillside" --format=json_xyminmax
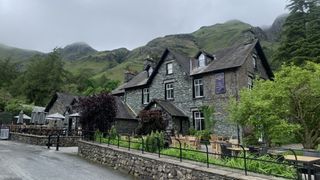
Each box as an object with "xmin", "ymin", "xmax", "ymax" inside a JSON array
[
  {"xmin": 1, "ymin": 19, "xmax": 285, "ymax": 82},
  {"xmin": 0, "ymin": 44, "xmax": 41, "ymax": 63}
]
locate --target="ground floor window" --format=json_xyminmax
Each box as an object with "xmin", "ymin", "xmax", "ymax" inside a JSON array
[{"xmin": 193, "ymin": 111, "xmax": 205, "ymax": 130}]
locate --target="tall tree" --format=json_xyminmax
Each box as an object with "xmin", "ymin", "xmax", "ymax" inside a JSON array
[
  {"xmin": 0, "ymin": 58, "xmax": 18, "ymax": 88},
  {"xmin": 275, "ymin": 0, "xmax": 320, "ymax": 65},
  {"xmin": 14, "ymin": 50, "xmax": 67, "ymax": 105},
  {"xmin": 229, "ymin": 62, "xmax": 320, "ymax": 149}
]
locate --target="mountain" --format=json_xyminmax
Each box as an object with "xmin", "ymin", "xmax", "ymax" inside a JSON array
[
  {"xmin": 0, "ymin": 17, "xmax": 286, "ymax": 82},
  {"xmin": 58, "ymin": 42, "xmax": 97, "ymax": 61},
  {"xmin": 0, "ymin": 43, "xmax": 42, "ymax": 63}
]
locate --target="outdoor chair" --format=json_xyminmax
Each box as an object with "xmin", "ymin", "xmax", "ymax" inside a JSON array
[
  {"xmin": 185, "ymin": 136, "xmax": 200, "ymax": 150},
  {"xmin": 220, "ymin": 143, "xmax": 232, "ymax": 159},
  {"xmin": 248, "ymin": 146, "xmax": 260, "ymax": 156},
  {"xmin": 170, "ymin": 137, "xmax": 179, "ymax": 147}
]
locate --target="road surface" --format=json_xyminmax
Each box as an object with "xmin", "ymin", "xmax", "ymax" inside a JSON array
[{"xmin": 0, "ymin": 140, "xmax": 133, "ymax": 180}]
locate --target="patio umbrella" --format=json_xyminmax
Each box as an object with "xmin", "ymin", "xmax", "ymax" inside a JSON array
[
  {"xmin": 15, "ymin": 110, "xmax": 31, "ymax": 124},
  {"xmin": 46, "ymin": 113, "xmax": 65, "ymax": 120},
  {"xmin": 69, "ymin": 112, "xmax": 80, "ymax": 117}
]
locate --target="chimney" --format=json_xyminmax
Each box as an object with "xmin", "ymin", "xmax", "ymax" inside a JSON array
[
  {"xmin": 143, "ymin": 56, "xmax": 156, "ymax": 70},
  {"xmin": 124, "ymin": 71, "xmax": 136, "ymax": 83}
]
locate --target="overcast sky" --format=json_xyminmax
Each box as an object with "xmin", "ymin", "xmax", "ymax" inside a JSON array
[{"xmin": 0, "ymin": 0, "xmax": 288, "ymax": 52}]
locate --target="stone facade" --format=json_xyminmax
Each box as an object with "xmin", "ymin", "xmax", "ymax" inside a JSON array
[
  {"xmin": 118, "ymin": 41, "xmax": 272, "ymax": 137},
  {"xmin": 78, "ymin": 140, "xmax": 280, "ymax": 180},
  {"xmin": 114, "ymin": 119, "xmax": 138, "ymax": 135},
  {"xmin": 10, "ymin": 132, "xmax": 80, "ymax": 147}
]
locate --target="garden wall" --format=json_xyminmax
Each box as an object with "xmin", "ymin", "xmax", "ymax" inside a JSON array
[
  {"xmin": 10, "ymin": 132, "xmax": 80, "ymax": 147},
  {"xmin": 78, "ymin": 140, "xmax": 279, "ymax": 180}
]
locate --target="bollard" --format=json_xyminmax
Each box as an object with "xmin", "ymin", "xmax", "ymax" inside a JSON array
[
  {"xmin": 205, "ymin": 142, "xmax": 209, "ymax": 168},
  {"xmin": 56, "ymin": 134, "xmax": 60, "ymax": 151},
  {"xmin": 141, "ymin": 136, "xmax": 144, "ymax": 154},
  {"xmin": 156, "ymin": 137, "xmax": 160, "ymax": 158},
  {"xmin": 128, "ymin": 135, "xmax": 131, "ymax": 151}
]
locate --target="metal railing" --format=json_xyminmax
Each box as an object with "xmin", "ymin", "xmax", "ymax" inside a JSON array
[{"xmin": 80, "ymin": 131, "xmax": 313, "ymax": 179}]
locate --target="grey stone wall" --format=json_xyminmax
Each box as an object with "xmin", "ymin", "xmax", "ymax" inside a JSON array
[
  {"xmin": 125, "ymin": 88, "xmax": 143, "ymax": 114},
  {"xmin": 114, "ymin": 119, "xmax": 139, "ymax": 135},
  {"xmin": 10, "ymin": 132, "xmax": 80, "ymax": 147},
  {"xmin": 78, "ymin": 140, "xmax": 279, "ymax": 180}
]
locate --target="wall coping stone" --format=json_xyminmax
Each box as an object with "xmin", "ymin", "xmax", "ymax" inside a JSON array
[{"xmin": 78, "ymin": 140, "xmax": 286, "ymax": 180}]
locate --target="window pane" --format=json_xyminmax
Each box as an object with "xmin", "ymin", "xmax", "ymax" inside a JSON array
[{"xmin": 167, "ymin": 63, "xmax": 173, "ymax": 74}]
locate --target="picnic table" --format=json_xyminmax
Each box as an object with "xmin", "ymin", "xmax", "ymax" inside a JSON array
[{"xmin": 285, "ymin": 155, "xmax": 320, "ymax": 179}]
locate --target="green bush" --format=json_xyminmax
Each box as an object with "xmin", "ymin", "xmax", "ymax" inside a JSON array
[
  {"xmin": 108, "ymin": 125, "xmax": 117, "ymax": 139},
  {"xmin": 188, "ymin": 127, "xmax": 196, "ymax": 136},
  {"xmin": 195, "ymin": 130, "xmax": 211, "ymax": 141},
  {"xmin": 145, "ymin": 131, "xmax": 164, "ymax": 153}
]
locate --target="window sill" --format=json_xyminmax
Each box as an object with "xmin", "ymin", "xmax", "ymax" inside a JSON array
[
  {"xmin": 193, "ymin": 96, "xmax": 205, "ymax": 100},
  {"xmin": 165, "ymin": 98, "xmax": 174, "ymax": 101}
]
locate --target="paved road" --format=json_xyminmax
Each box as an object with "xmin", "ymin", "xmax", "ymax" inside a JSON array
[{"xmin": 0, "ymin": 140, "xmax": 133, "ymax": 180}]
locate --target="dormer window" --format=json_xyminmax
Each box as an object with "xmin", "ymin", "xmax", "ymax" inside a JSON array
[
  {"xmin": 166, "ymin": 63, "xmax": 173, "ymax": 75},
  {"xmin": 148, "ymin": 67, "xmax": 153, "ymax": 77},
  {"xmin": 252, "ymin": 54, "xmax": 257, "ymax": 70},
  {"xmin": 198, "ymin": 54, "xmax": 206, "ymax": 67}
]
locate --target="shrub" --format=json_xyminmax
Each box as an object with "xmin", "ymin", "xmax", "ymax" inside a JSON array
[
  {"xmin": 195, "ymin": 130, "xmax": 211, "ymax": 141},
  {"xmin": 188, "ymin": 127, "xmax": 196, "ymax": 136},
  {"xmin": 108, "ymin": 125, "xmax": 118, "ymax": 139},
  {"xmin": 136, "ymin": 110, "xmax": 166, "ymax": 135},
  {"xmin": 145, "ymin": 131, "xmax": 164, "ymax": 153}
]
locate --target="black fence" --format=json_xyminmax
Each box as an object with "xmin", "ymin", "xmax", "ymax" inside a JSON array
[{"xmin": 81, "ymin": 131, "xmax": 320, "ymax": 179}]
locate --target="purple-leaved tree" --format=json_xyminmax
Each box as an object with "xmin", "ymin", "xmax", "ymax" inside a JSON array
[{"xmin": 78, "ymin": 92, "xmax": 117, "ymax": 132}]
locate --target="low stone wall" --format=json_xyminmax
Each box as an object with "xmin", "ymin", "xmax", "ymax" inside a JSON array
[
  {"xmin": 78, "ymin": 140, "xmax": 279, "ymax": 180},
  {"xmin": 10, "ymin": 132, "xmax": 80, "ymax": 147}
]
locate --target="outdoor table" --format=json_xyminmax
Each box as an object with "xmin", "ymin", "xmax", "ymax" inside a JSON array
[
  {"xmin": 227, "ymin": 147, "xmax": 249, "ymax": 156},
  {"xmin": 285, "ymin": 155, "xmax": 320, "ymax": 179}
]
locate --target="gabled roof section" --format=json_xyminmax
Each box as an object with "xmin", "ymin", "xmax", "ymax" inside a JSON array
[
  {"xmin": 122, "ymin": 71, "xmax": 149, "ymax": 89},
  {"xmin": 111, "ymin": 82, "xmax": 127, "ymax": 95},
  {"xmin": 194, "ymin": 50, "xmax": 214, "ymax": 59},
  {"xmin": 191, "ymin": 39, "xmax": 273, "ymax": 78},
  {"xmin": 144, "ymin": 99, "xmax": 187, "ymax": 117},
  {"xmin": 122, "ymin": 49, "xmax": 190, "ymax": 90},
  {"xmin": 114, "ymin": 96, "xmax": 136, "ymax": 120},
  {"xmin": 45, "ymin": 92, "xmax": 79, "ymax": 113}
]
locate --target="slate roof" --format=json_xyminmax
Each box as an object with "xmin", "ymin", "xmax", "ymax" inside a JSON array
[
  {"xmin": 45, "ymin": 92, "xmax": 79, "ymax": 113},
  {"xmin": 114, "ymin": 97, "xmax": 136, "ymax": 120},
  {"xmin": 111, "ymin": 82, "xmax": 127, "ymax": 95},
  {"xmin": 191, "ymin": 39, "xmax": 273, "ymax": 77},
  {"xmin": 144, "ymin": 99, "xmax": 187, "ymax": 117},
  {"xmin": 116, "ymin": 39, "xmax": 273, "ymax": 91},
  {"xmin": 122, "ymin": 71, "xmax": 149, "ymax": 89}
]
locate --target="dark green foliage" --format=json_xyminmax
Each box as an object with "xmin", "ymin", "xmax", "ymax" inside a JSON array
[
  {"xmin": 0, "ymin": 58, "xmax": 18, "ymax": 88},
  {"xmin": 136, "ymin": 110, "xmax": 166, "ymax": 135},
  {"xmin": 78, "ymin": 92, "xmax": 117, "ymax": 132},
  {"xmin": 275, "ymin": 0, "xmax": 320, "ymax": 65},
  {"xmin": 108, "ymin": 125, "xmax": 118, "ymax": 139},
  {"xmin": 11, "ymin": 50, "xmax": 67, "ymax": 105},
  {"xmin": 145, "ymin": 131, "xmax": 165, "ymax": 153},
  {"xmin": 195, "ymin": 129, "xmax": 211, "ymax": 141}
]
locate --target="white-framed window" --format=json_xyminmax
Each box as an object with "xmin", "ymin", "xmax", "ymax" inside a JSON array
[
  {"xmin": 142, "ymin": 88, "xmax": 149, "ymax": 104},
  {"xmin": 252, "ymin": 54, "xmax": 257, "ymax": 70},
  {"xmin": 165, "ymin": 83, "xmax": 174, "ymax": 100},
  {"xmin": 166, "ymin": 63, "xmax": 173, "ymax": 74},
  {"xmin": 148, "ymin": 67, "xmax": 153, "ymax": 77},
  {"xmin": 193, "ymin": 111, "xmax": 205, "ymax": 130},
  {"xmin": 248, "ymin": 76, "xmax": 253, "ymax": 89},
  {"xmin": 198, "ymin": 54, "xmax": 206, "ymax": 67},
  {"xmin": 194, "ymin": 79, "xmax": 204, "ymax": 98}
]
